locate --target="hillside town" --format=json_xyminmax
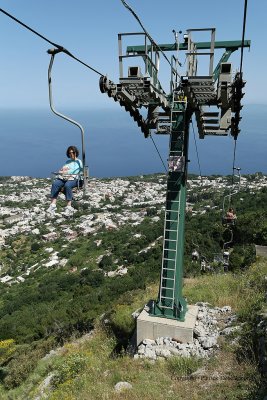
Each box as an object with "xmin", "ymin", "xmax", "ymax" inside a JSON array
[{"xmin": 0, "ymin": 173, "xmax": 266, "ymax": 285}]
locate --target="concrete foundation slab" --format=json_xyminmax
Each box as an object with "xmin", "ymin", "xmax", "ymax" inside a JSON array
[{"xmin": 136, "ymin": 305, "xmax": 198, "ymax": 346}]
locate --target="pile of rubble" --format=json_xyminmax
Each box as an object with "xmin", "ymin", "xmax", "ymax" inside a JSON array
[{"xmin": 135, "ymin": 303, "xmax": 239, "ymax": 360}]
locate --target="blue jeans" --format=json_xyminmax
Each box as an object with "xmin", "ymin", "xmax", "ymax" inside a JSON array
[{"xmin": 51, "ymin": 179, "xmax": 79, "ymax": 201}]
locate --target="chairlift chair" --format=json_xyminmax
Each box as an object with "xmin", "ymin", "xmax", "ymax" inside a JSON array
[
  {"xmin": 191, "ymin": 249, "xmax": 199, "ymax": 261},
  {"xmin": 222, "ymin": 251, "xmax": 230, "ymax": 272},
  {"xmin": 222, "ymin": 167, "xmax": 241, "ymax": 225},
  {"xmin": 47, "ymin": 48, "xmax": 89, "ymax": 197},
  {"xmin": 222, "ymin": 193, "xmax": 237, "ymax": 225}
]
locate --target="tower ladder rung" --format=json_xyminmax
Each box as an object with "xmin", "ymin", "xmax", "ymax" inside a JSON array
[
  {"xmin": 161, "ymin": 286, "xmax": 175, "ymax": 291},
  {"xmin": 159, "ymin": 305, "xmax": 174, "ymax": 310},
  {"xmin": 161, "ymin": 277, "xmax": 175, "ymax": 281}
]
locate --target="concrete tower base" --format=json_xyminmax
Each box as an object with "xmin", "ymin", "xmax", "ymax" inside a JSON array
[{"xmin": 136, "ymin": 305, "xmax": 198, "ymax": 346}]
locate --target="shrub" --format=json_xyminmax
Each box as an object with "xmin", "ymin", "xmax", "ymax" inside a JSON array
[
  {"xmin": 108, "ymin": 304, "xmax": 135, "ymax": 345},
  {"xmin": 229, "ymin": 251, "xmax": 243, "ymax": 271},
  {"xmin": 80, "ymin": 271, "xmax": 104, "ymax": 287},
  {"xmin": 0, "ymin": 339, "xmax": 16, "ymax": 365},
  {"xmin": 99, "ymin": 255, "xmax": 113, "ymax": 269},
  {"xmin": 51, "ymin": 353, "xmax": 89, "ymax": 388},
  {"xmin": 1, "ymin": 338, "xmax": 56, "ymax": 389},
  {"xmin": 31, "ymin": 242, "xmax": 41, "ymax": 252},
  {"xmin": 3, "ymin": 352, "xmax": 37, "ymax": 389}
]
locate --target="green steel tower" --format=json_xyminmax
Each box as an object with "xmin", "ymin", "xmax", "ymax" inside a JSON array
[{"xmin": 100, "ymin": 28, "xmax": 250, "ymax": 321}]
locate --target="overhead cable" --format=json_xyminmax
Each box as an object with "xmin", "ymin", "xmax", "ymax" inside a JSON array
[
  {"xmin": 191, "ymin": 120, "xmax": 202, "ymax": 180},
  {"xmin": 231, "ymin": 139, "xmax": 237, "ymax": 185},
  {"xmin": 0, "ymin": 7, "xmax": 104, "ymax": 76},
  {"xmin": 149, "ymin": 135, "xmax": 168, "ymax": 173},
  {"xmin": 231, "ymin": 0, "xmax": 248, "ymax": 140},
  {"xmin": 120, "ymin": 0, "xmax": 176, "ymax": 74},
  {"xmin": 240, "ymin": 0, "xmax": 248, "ymax": 76}
]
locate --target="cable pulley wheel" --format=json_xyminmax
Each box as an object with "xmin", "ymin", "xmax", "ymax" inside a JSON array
[{"xmin": 99, "ymin": 76, "xmax": 109, "ymax": 94}]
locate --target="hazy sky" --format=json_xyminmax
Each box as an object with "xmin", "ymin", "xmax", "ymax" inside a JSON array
[{"xmin": 0, "ymin": 0, "xmax": 266, "ymax": 110}]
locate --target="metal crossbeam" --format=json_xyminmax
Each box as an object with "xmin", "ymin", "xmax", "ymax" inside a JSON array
[{"xmin": 126, "ymin": 40, "xmax": 251, "ymax": 54}]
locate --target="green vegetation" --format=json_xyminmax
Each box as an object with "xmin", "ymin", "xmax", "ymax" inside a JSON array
[
  {"xmin": 0, "ymin": 259, "xmax": 266, "ymax": 399},
  {"xmin": 0, "ymin": 174, "xmax": 266, "ymax": 398}
]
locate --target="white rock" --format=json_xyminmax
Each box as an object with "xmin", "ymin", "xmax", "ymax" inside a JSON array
[
  {"xmin": 207, "ymin": 308, "xmax": 217, "ymax": 315},
  {"xmin": 161, "ymin": 349, "xmax": 171, "ymax": 358},
  {"xmin": 155, "ymin": 347, "xmax": 163, "ymax": 356},
  {"xmin": 114, "ymin": 382, "xmax": 133, "ymax": 392},
  {"xmin": 143, "ymin": 339, "xmax": 155, "ymax": 346},
  {"xmin": 197, "ymin": 312, "xmax": 205, "ymax": 320},
  {"xmin": 199, "ymin": 336, "xmax": 217, "ymax": 349},
  {"xmin": 225, "ymin": 315, "xmax": 237, "ymax": 326},
  {"xmin": 194, "ymin": 326, "xmax": 206, "ymax": 337},
  {"xmin": 179, "ymin": 349, "xmax": 190, "ymax": 357},
  {"xmin": 169, "ymin": 347, "xmax": 180, "ymax": 355},
  {"xmin": 44, "ymin": 247, "xmax": 54, "ymax": 253},
  {"xmin": 220, "ymin": 326, "xmax": 241, "ymax": 336},
  {"xmin": 220, "ymin": 306, "xmax": 232, "ymax": 313},
  {"xmin": 177, "ymin": 343, "xmax": 187, "ymax": 350},
  {"xmin": 132, "ymin": 309, "xmax": 141, "ymax": 319},
  {"xmin": 163, "ymin": 338, "xmax": 171, "ymax": 346},
  {"xmin": 156, "ymin": 337, "xmax": 164, "ymax": 346},
  {"xmin": 34, "ymin": 373, "xmax": 55, "ymax": 400},
  {"xmin": 144, "ymin": 348, "xmax": 156, "ymax": 360},
  {"xmin": 138, "ymin": 345, "xmax": 145, "ymax": 355}
]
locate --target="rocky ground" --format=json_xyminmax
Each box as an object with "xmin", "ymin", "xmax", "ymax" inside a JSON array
[{"xmin": 134, "ymin": 302, "xmax": 240, "ymax": 360}]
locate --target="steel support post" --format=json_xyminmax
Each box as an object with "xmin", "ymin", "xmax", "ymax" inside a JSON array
[{"xmin": 150, "ymin": 102, "xmax": 191, "ymax": 321}]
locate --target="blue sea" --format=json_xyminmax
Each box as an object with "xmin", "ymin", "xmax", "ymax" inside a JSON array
[{"xmin": 0, "ymin": 104, "xmax": 266, "ymax": 178}]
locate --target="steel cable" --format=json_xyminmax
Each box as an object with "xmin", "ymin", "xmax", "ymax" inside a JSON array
[
  {"xmin": 149, "ymin": 135, "xmax": 168, "ymax": 173},
  {"xmin": 191, "ymin": 120, "xmax": 202, "ymax": 180},
  {"xmin": 0, "ymin": 7, "xmax": 104, "ymax": 76},
  {"xmin": 231, "ymin": 139, "xmax": 237, "ymax": 185},
  {"xmin": 120, "ymin": 0, "xmax": 178, "ymax": 77},
  {"xmin": 230, "ymin": 0, "xmax": 248, "ymax": 178},
  {"xmin": 240, "ymin": 0, "xmax": 248, "ymax": 76}
]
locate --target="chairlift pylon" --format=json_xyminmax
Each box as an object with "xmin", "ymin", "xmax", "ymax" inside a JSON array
[{"xmin": 47, "ymin": 48, "xmax": 89, "ymax": 197}]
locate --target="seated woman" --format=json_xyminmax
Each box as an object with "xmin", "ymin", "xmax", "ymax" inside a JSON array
[
  {"xmin": 47, "ymin": 145, "xmax": 83, "ymax": 216},
  {"xmin": 225, "ymin": 207, "xmax": 237, "ymax": 224},
  {"xmin": 192, "ymin": 249, "xmax": 199, "ymax": 262}
]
